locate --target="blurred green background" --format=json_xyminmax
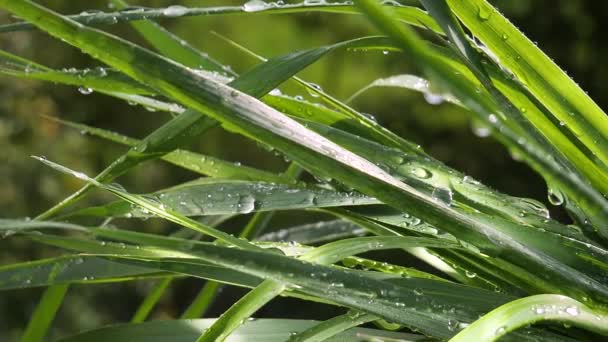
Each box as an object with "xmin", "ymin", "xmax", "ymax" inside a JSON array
[{"xmin": 1, "ymin": 0, "xmax": 607, "ymax": 340}]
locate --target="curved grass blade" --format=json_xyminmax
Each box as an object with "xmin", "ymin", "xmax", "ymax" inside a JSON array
[
  {"xmin": 288, "ymin": 311, "xmax": 377, "ymax": 342},
  {"xmin": 109, "ymin": 0, "xmax": 229, "ymax": 73},
  {"xmin": 33, "ymin": 157, "xmax": 260, "ymax": 251},
  {"xmin": 215, "ymin": 33, "xmax": 423, "ymax": 153},
  {"xmin": 8, "ymin": 0, "xmax": 608, "ymax": 307},
  {"xmin": 19, "ymin": 226, "xmax": 518, "ymax": 340},
  {"xmin": 0, "ymin": 50, "xmax": 152, "ymax": 95},
  {"xmin": 73, "ymin": 179, "xmax": 379, "ymax": 218},
  {"xmin": 58, "ymin": 318, "xmax": 422, "ymax": 342},
  {"xmin": 35, "ymin": 109, "xmax": 217, "ymax": 220},
  {"xmin": 182, "ymin": 164, "xmax": 302, "ymax": 320},
  {"xmin": 346, "ymin": 73, "xmax": 462, "ymax": 106},
  {"xmin": 0, "ymin": 2, "xmax": 441, "ymax": 34},
  {"xmin": 450, "ymin": 294, "xmax": 608, "ymax": 342}
]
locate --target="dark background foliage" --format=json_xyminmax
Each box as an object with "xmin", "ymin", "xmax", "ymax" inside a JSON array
[{"xmin": 1, "ymin": 0, "xmax": 607, "ymax": 340}]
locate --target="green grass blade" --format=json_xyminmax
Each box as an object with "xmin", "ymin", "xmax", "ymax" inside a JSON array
[
  {"xmin": 347, "ymin": 73, "xmax": 463, "ymax": 106},
  {"xmin": 0, "ymin": 3, "xmax": 440, "ymax": 34},
  {"xmin": 8, "ymin": 0, "xmax": 608, "ymax": 307},
  {"xmin": 418, "ymin": 0, "xmax": 608, "ymax": 231},
  {"xmin": 130, "ymin": 277, "xmax": 172, "ymax": 323},
  {"xmin": 257, "ymin": 220, "xmax": 365, "ymax": 245},
  {"xmin": 33, "ymin": 157, "xmax": 259, "ymax": 251},
  {"xmin": 215, "ymin": 33, "xmax": 422, "ymax": 153},
  {"xmin": 447, "ymin": 0, "xmax": 608, "ymax": 169},
  {"xmin": 353, "ymin": 0, "xmax": 608, "ymax": 243},
  {"xmin": 0, "ymin": 254, "xmax": 165, "ymax": 290},
  {"xmin": 49, "ymin": 116, "xmax": 289, "ymax": 183},
  {"xmin": 35, "ymin": 109, "xmax": 216, "ymax": 220},
  {"xmin": 450, "ymin": 294, "xmax": 608, "ymax": 342},
  {"xmin": 110, "ymin": 0, "xmax": 228, "ymax": 73},
  {"xmin": 180, "ymin": 281, "xmax": 221, "ymax": 319},
  {"xmin": 197, "ymin": 280, "xmax": 286, "ymax": 342},
  {"xmin": 20, "ymin": 284, "xmax": 69, "ymax": 342},
  {"xmin": 57, "ymin": 318, "xmax": 423, "ymax": 342},
  {"xmin": 73, "ymin": 179, "xmax": 379, "ymax": 218},
  {"xmin": 288, "ymin": 311, "xmax": 377, "ymax": 342}
]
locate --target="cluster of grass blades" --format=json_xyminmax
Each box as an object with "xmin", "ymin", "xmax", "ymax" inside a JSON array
[{"xmin": 2, "ymin": 0, "xmax": 608, "ymax": 341}]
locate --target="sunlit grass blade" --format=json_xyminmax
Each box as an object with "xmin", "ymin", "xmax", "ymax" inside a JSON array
[
  {"xmin": 33, "ymin": 157, "xmax": 259, "ymax": 251},
  {"xmin": 288, "ymin": 311, "xmax": 377, "ymax": 342},
  {"xmin": 12, "ymin": 221, "xmax": 528, "ymax": 340},
  {"xmin": 257, "ymin": 220, "xmax": 366, "ymax": 245},
  {"xmin": 354, "ymin": 0, "xmax": 608, "ymax": 241},
  {"xmin": 346, "ymin": 73, "xmax": 463, "ymax": 106},
  {"xmin": 447, "ymin": 0, "xmax": 608, "ymax": 170},
  {"xmin": 58, "ymin": 318, "xmax": 423, "ymax": 342},
  {"xmin": 0, "ymin": 2, "xmax": 441, "ymax": 34},
  {"xmin": 450, "ymin": 294, "xmax": 608, "ymax": 342},
  {"xmin": 0, "ymin": 50, "xmax": 152, "ymax": 95},
  {"xmin": 7, "ymin": 0, "xmax": 608, "ymax": 311},
  {"xmin": 418, "ymin": 0, "xmax": 608, "ymax": 234},
  {"xmin": 72, "ymin": 178, "xmax": 379, "ymax": 218},
  {"xmin": 215, "ymin": 33, "xmax": 422, "ymax": 153},
  {"xmin": 109, "ymin": 0, "xmax": 228, "ymax": 73},
  {"xmin": 27, "ymin": 231, "xmax": 551, "ymax": 340}
]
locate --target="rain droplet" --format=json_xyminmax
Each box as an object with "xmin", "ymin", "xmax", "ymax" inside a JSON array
[
  {"xmin": 477, "ymin": 6, "xmax": 492, "ymax": 21},
  {"xmin": 547, "ymin": 187, "xmax": 564, "ymax": 206},
  {"xmin": 411, "ymin": 167, "xmax": 432, "ymax": 179},
  {"xmin": 78, "ymin": 87, "xmax": 93, "ymax": 95},
  {"xmin": 243, "ymin": 0, "xmax": 269, "ymax": 12},
  {"xmin": 423, "ymin": 92, "xmax": 444, "ymax": 105},
  {"xmin": 565, "ymin": 306, "xmax": 580, "ymax": 316},
  {"xmin": 465, "ymin": 270, "xmax": 477, "ymax": 278},
  {"xmin": 495, "ymin": 326, "xmax": 506, "ymax": 335},
  {"xmin": 163, "ymin": 5, "xmax": 188, "ymax": 17},
  {"xmin": 432, "ymin": 187, "xmax": 453, "ymax": 206},
  {"xmin": 447, "ymin": 319, "xmax": 460, "ymax": 331}
]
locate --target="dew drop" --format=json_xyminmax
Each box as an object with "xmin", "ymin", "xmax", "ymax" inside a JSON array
[
  {"xmin": 423, "ymin": 92, "xmax": 444, "ymax": 105},
  {"xmin": 495, "ymin": 326, "xmax": 506, "ymax": 335},
  {"xmin": 78, "ymin": 87, "xmax": 93, "ymax": 95},
  {"xmin": 432, "ymin": 187, "xmax": 453, "ymax": 206},
  {"xmin": 477, "ymin": 6, "xmax": 492, "ymax": 21},
  {"xmin": 243, "ymin": 0, "xmax": 269, "ymax": 12},
  {"xmin": 447, "ymin": 319, "xmax": 460, "ymax": 331},
  {"xmin": 465, "ymin": 270, "xmax": 477, "ymax": 278},
  {"xmin": 547, "ymin": 187, "xmax": 564, "ymax": 206},
  {"xmin": 565, "ymin": 305, "xmax": 580, "ymax": 316},
  {"xmin": 163, "ymin": 5, "xmax": 188, "ymax": 17},
  {"xmin": 411, "ymin": 167, "xmax": 432, "ymax": 179}
]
